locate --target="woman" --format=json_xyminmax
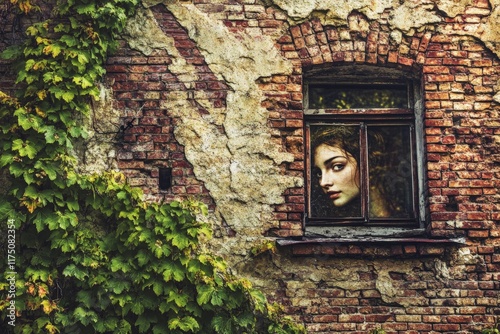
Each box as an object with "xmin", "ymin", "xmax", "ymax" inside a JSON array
[{"xmin": 310, "ymin": 125, "xmax": 408, "ymax": 219}]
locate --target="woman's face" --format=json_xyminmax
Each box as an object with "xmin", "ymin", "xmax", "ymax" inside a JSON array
[{"xmin": 313, "ymin": 143, "xmax": 360, "ymax": 207}]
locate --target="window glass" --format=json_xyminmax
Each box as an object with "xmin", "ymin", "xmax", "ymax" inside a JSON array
[
  {"xmin": 367, "ymin": 125, "xmax": 414, "ymax": 219},
  {"xmin": 308, "ymin": 84, "xmax": 408, "ymax": 109},
  {"xmin": 307, "ymin": 123, "xmax": 416, "ymax": 223}
]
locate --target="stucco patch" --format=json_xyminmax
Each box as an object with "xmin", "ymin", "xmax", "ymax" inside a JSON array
[
  {"xmin": 124, "ymin": 4, "xmax": 301, "ymax": 245},
  {"xmin": 76, "ymin": 84, "xmax": 120, "ymax": 174},
  {"xmin": 267, "ymin": 0, "xmax": 499, "ymax": 57}
]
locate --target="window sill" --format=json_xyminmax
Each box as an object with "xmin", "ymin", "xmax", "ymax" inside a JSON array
[
  {"xmin": 277, "ymin": 236, "xmax": 466, "ymax": 246},
  {"xmin": 276, "ymin": 236, "xmax": 466, "ymax": 257}
]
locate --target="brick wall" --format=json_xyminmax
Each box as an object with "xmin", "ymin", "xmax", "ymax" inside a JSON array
[
  {"xmin": 2, "ymin": 0, "xmax": 499, "ymax": 332},
  {"xmin": 105, "ymin": 4, "xmax": 499, "ymax": 332},
  {"xmin": 106, "ymin": 6, "xmax": 220, "ymax": 209}
]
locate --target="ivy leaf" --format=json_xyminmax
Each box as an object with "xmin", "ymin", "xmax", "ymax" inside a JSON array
[
  {"xmin": 12, "ymin": 139, "xmax": 38, "ymax": 159},
  {"xmin": 135, "ymin": 315, "xmax": 152, "ymax": 333},
  {"xmin": 168, "ymin": 317, "xmax": 199, "ymax": 332},
  {"xmin": 50, "ymin": 44, "xmax": 62, "ymax": 58},
  {"xmin": 77, "ymin": 52, "xmax": 89, "ymax": 65},
  {"xmin": 162, "ymin": 262, "xmax": 185, "ymax": 282},
  {"xmin": 212, "ymin": 316, "xmax": 233, "ymax": 334},
  {"xmin": 73, "ymin": 76, "xmax": 93, "ymax": 88},
  {"xmin": 62, "ymin": 91, "xmax": 75, "ymax": 103},
  {"xmin": 116, "ymin": 320, "xmax": 132, "ymax": 334},
  {"xmin": 1, "ymin": 45, "xmax": 22, "ymax": 60},
  {"xmin": 0, "ymin": 201, "xmax": 15, "ymax": 221},
  {"xmin": 34, "ymin": 160, "xmax": 59, "ymax": 181},
  {"xmin": 211, "ymin": 290, "xmax": 225, "ymax": 306},
  {"xmin": 167, "ymin": 290, "xmax": 188, "ymax": 307},
  {"xmin": 152, "ymin": 282, "xmax": 163, "ymax": 296},
  {"xmin": 196, "ymin": 284, "xmax": 214, "ymax": 305},
  {"xmin": 130, "ymin": 301, "xmax": 144, "ymax": 315},
  {"xmin": 76, "ymin": 290, "xmax": 93, "ymax": 308},
  {"xmin": 135, "ymin": 250, "xmax": 150, "ymax": 266},
  {"xmin": 170, "ymin": 233, "xmax": 190, "ymax": 250},
  {"xmin": 0, "ymin": 153, "xmax": 13, "ymax": 168},
  {"xmin": 59, "ymin": 35, "xmax": 77, "ymax": 47},
  {"xmin": 110, "ymin": 279, "xmax": 130, "ymax": 294},
  {"xmin": 63, "ymin": 264, "xmax": 88, "ymax": 280}
]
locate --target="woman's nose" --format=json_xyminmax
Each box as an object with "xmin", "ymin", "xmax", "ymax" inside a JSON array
[{"xmin": 320, "ymin": 172, "xmax": 333, "ymax": 188}]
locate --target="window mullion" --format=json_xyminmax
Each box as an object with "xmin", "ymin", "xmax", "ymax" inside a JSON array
[{"xmin": 360, "ymin": 122, "xmax": 369, "ymax": 223}]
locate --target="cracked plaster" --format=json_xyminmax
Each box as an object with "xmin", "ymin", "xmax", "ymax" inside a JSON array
[
  {"xmin": 266, "ymin": 0, "xmax": 499, "ymax": 58},
  {"xmin": 124, "ymin": 5, "xmax": 301, "ymax": 255}
]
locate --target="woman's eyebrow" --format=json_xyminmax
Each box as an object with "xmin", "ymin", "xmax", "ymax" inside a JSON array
[{"xmin": 323, "ymin": 156, "xmax": 344, "ymax": 165}]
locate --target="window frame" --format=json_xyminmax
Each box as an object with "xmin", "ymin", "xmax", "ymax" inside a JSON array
[{"xmin": 303, "ymin": 66, "xmax": 427, "ymax": 237}]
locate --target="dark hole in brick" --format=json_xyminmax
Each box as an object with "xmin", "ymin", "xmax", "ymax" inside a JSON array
[
  {"xmin": 445, "ymin": 196, "xmax": 458, "ymax": 211},
  {"xmin": 159, "ymin": 167, "xmax": 172, "ymax": 190}
]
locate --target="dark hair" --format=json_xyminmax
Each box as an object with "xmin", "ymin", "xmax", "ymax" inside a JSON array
[{"xmin": 311, "ymin": 125, "xmax": 360, "ymax": 165}]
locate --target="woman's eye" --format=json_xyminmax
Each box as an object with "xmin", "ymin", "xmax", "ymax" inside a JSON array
[
  {"xmin": 313, "ymin": 169, "xmax": 322, "ymax": 178},
  {"xmin": 332, "ymin": 164, "xmax": 345, "ymax": 171}
]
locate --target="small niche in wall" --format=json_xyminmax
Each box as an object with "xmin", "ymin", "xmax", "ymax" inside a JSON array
[{"xmin": 158, "ymin": 167, "xmax": 172, "ymax": 191}]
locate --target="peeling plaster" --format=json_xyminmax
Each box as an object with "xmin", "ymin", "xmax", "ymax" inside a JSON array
[
  {"xmin": 76, "ymin": 84, "xmax": 120, "ymax": 174},
  {"xmin": 266, "ymin": 0, "xmax": 500, "ymax": 57},
  {"xmin": 124, "ymin": 5, "xmax": 301, "ymax": 250}
]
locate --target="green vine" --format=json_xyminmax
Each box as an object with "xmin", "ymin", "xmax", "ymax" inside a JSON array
[{"xmin": 0, "ymin": 0, "xmax": 304, "ymax": 332}]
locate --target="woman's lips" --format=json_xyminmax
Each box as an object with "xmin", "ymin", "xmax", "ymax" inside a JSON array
[{"xmin": 328, "ymin": 191, "xmax": 341, "ymax": 199}]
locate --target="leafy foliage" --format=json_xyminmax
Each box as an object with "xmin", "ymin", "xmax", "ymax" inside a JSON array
[
  {"xmin": 482, "ymin": 322, "xmax": 500, "ymax": 334},
  {"xmin": 0, "ymin": 0, "xmax": 304, "ymax": 332}
]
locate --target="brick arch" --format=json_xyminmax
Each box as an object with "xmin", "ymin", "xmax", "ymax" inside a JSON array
[
  {"xmin": 280, "ymin": 14, "xmax": 433, "ymax": 70},
  {"xmin": 265, "ymin": 15, "xmax": 435, "ymax": 239}
]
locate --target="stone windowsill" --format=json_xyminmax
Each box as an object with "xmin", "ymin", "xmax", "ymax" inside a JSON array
[{"xmin": 276, "ymin": 236, "xmax": 466, "ymax": 257}]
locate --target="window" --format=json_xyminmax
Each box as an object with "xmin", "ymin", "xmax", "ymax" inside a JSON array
[{"xmin": 304, "ymin": 65, "xmax": 426, "ymax": 236}]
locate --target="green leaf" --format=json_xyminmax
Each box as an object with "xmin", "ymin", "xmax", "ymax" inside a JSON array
[
  {"xmin": 196, "ymin": 284, "xmax": 214, "ymax": 305},
  {"xmin": 135, "ymin": 315, "xmax": 152, "ymax": 333},
  {"xmin": 167, "ymin": 290, "xmax": 188, "ymax": 307},
  {"xmin": 152, "ymin": 282, "xmax": 163, "ymax": 296},
  {"xmin": 170, "ymin": 233, "xmax": 190, "ymax": 250},
  {"xmin": 109, "ymin": 279, "xmax": 131, "ymax": 295},
  {"xmin": 111, "ymin": 257, "xmax": 132, "ymax": 273},
  {"xmin": 62, "ymin": 91, "xmax": 75, "ymax": 103},
  {"xmin": 212, "ymin": 316, "xmax": 233, "ymax": 334},
  {"xmin": 12, "ymin": 139, "xmax": 38, "ymax": 159},
  {"xmin": 169, "ymin": 316, "xmax": 199, "ymax": 332},
  {"xmin": 1, "ymin": 46, "xmax": 22, "ymax": 60},
  {"xmin": 130, "ymin": 301, "xmax": 144, "ymax": 315},
  {"xmin": 0, "ymin": 201, "xmax": 15, "ymax": 221},
  {"xmin": 73, "ymin": 76, "xmax": 93, "ymax": 88},
  {"xmin": 59, "ymin": 35, "xmax": 77, "ymax": 46},
  {"xmin": 162, "ymin": 262, "xmax": 185, "ymax": 282},
  {"xmin": 211, "ymin": 289, "xmax": 225, "ymax": 306},
  {"xmin": 77, "ymin": 52, "xmax": 89, "ymax": 65},
  {"xmin": 63, "ymin": 264, "xmax": 88, "ymax": 280},
  {"xmin": 76, "ymin": 290, "xmax": 94, "ymax": 308},
  {"xmin": 0, "ymin": 153, "xmax": 13, "ymax": 168}
]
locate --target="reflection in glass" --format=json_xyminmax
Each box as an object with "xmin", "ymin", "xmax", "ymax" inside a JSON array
[
  {"xmin": 309, "ymin": 124, "xmax": 415, "ymax": 220},
  {"xmin": 367, "ymin": 125, "xmax": 413, "ymax": 218},
  {"xmin": 310, "ymin": 125, "xmax": 362, "ymax": 218},
  {"xmin": 309, "ymin": 84, "xmax": 408, "ymax": 109}
]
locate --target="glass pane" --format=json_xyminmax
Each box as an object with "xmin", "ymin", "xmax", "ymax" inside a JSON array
[
  {"xmin": 367, "ymin": 125, "xmax": 414, "ymax": 218},
  {"xmin": 309, "ymin": 84, "xmax": 408, "ymax": 109},
  {"xmin": 309, "ymin": 124, "xmax": 362, "ymax": 218}
]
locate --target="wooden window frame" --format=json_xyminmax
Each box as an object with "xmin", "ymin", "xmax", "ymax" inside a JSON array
[{"xmin": 303, "ymin": 66, "xmax": 427, "ymax": 238}]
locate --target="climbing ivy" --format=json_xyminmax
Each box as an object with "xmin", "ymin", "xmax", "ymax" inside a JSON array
[{"xmin": 0, "ymin": 0, "xmax": 304, "ymax": 333}]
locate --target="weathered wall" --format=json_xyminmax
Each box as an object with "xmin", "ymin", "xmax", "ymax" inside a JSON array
[
  {"xmin": 3, "ymin": 0, "xmax": 495, "ymax": 332},
  {"xmin": 94, "ymin": 1, "xmax": 500, "ymax": 331}
]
